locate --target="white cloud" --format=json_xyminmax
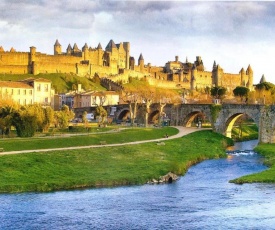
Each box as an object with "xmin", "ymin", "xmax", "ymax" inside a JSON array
[{"xmin": 0, "ymin": 1, "xmax": 275, "ymax": 83}]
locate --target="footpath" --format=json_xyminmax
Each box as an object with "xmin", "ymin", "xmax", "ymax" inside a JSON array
[{"xmin": 0, "ymin": 127, "xmax": 202, "ymax": 155}]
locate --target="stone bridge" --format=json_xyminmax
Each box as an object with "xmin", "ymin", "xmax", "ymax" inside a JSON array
[{"xmin": 113, "ymin": 103, "xmax": 275, "ymax": 143}]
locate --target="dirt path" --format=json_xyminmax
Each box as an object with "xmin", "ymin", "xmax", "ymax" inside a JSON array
[{"xmin": 0, "ymin": 127, "xmax": 204, "ymax": 155}]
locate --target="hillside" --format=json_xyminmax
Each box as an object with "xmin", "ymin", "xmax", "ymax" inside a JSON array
[{"xmin": 0, "ymin": 73, "xmax": 106, "ymax": 93}]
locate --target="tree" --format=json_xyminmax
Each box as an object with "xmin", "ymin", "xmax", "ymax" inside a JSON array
[
  {"xmin": 155, "ymin": 88, "xmax": 180, "ymax": 126},
  {"xmin": 255, "ymin": 82, "xmax": 275, "ymax": 104},
  {"xmin": 0, "ymin": 105, "xmax": 16, "ymax": 136},
  {"xmin": 82, "ymin": 111, "xmax": 88, "ymax": 124},
  {"xmin": 210, "ymin": 86, "xmax": 227, "ymax": 100},
  {"xmin": 95, "ymin": 106, "xmax": 107, "ymax": 126},
  {"xmin": 121, "ymin": 88, "xmax": 141, "ymax": 126},
  {"xmin": 12, "ymin": 106, "xmax": 38, "ymax": 137},
  {"xmin": 54, "ymin": 105, "xmax": 75, "ymax": 129},
  {"xmin": 140, "ymin": 87, "xmax": 156, "ymax": 127},
  {"xmin": 43, "ymin": 106, "xmax": 54, "ymax": 132},
  {"xmin": 25, "ymin": 104, "xmax": 54, "ymax": 132},
  {"xmin": 92, "ymin": 91, "xmax": 106, "ymax": 106},
  {"xmin": 233, "ymin": 86, "xmax": 250, "ymax": 103}
]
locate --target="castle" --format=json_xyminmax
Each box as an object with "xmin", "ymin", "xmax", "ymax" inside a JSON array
[{"xmin": 0, "ymin": 40, "xmax": 253, "ymax": 92}]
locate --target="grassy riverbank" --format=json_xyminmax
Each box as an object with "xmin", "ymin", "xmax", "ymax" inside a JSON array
[
  {"xmin": 0, "ymin": 127, "xmax": 178, "ymax": 152},
  {"xmin": 230, "ymin": 143, "xmax": 275, "ymax": 184},
  {"xmin": 231, "ymin": 124, "xmax": 258, "ymax": 142},
  {"xmin": 0, "ymin": 130, "xmax": 232, "ymax": 193}
]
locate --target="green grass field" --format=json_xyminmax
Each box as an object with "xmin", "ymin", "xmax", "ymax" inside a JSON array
[
  {"xmin": 0, "ymin": 73, "xmax": 105, "ymax": 93},
  {"xmin": 0, "ymin": 129, "xmax": 232, "ymax": 193},
  {"xmin": 0, "ymin": 127, "xmax": 178, "ymax": 152},
  {"xmin": 231, "ymin": 123, "xmax": 258, "ymax": 141}
]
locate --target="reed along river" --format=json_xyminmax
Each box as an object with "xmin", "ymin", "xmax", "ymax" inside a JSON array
[{"xmin": 1, "ymin": 140, "xmax": 275, "ymax": 229}]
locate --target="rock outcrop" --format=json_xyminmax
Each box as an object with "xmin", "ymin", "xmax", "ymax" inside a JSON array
[{"xmin": 147, "ymin": 172, "xmax": 178, "ymax": 184}]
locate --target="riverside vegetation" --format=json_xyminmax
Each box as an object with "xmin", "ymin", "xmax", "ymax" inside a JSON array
[
  {"xmin": 0, "ymin": 128, "xmax": 233, "ymax": 193},
  {"xmin": 230, "ymin": 143, "xmax": 275, "ymax": 184}
]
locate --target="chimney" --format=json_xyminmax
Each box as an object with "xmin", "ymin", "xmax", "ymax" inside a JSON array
[{"xmin": 77, "ymin": 84, "xmax": 82, "ymax": 92}]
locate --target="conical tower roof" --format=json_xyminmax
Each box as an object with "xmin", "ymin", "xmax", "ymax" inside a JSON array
[
  {"xmin": 212, "ymin": 61, "xmax": 217, "ymax": 70},
  {"xmin": 82, "ymin": 43, "xmax": 88, "ymax": 51},
  {"xmin": 138, "ymin": 53, "xmax": 144, "ymax": 61},
  {"xmin": 0, "ymin": 46, "xmax": 4, "ymax": 52},
  {"xmin": 240, "ymin": 67, "xmax": 245, "ymax": 74},
  {"xmin": 260, "ymin": 74, "xmax": 266, "ymax": 84},
  {"xmin": 73, "ymin": 43, "xmax": 79, "ymax": 51},
  {"xmin": 246, "ymin": 64, "xmax": 253, "ymax": 74},
  {"xmin": 67, "ymin": 44, "xmax": 72, "ymax": 51},
  {"xmin": 105, "ymin": 39, "xmax": 116, "ymax": 49},
  {"xmin": 97, "ymin": 43, "xmax": 102, "ymax": 49},
  {"xmin": 54, "ymin": 39, "xmax": 61, "ymax": 46}
]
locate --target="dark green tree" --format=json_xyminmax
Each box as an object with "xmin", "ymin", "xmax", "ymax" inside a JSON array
[
  {"xmin": 12, "ymin": 106, "xmax": 37, "ymax": 137},
  {"xmin": 255, "ymin": 82, "xmax": 275, "ymax": 91},
  {"xmin": 233, "ymin": 86, "xmax": 250, "ymax": 102},
  {"xmin": 210, "ymin": 86, "xmax": 227, "ymax": 99}
]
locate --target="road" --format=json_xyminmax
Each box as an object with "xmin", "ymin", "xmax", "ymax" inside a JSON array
[{"xmin": 0, "ymin": 127, "xmax": 204, "ymax": 155}]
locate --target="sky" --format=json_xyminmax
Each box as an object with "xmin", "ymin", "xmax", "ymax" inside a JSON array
[{"xmin": 0, "ymin": 0, "xmax": 275, "ymax": 84}]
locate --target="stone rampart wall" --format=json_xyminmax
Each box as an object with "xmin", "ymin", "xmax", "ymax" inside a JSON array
[
  {"xmin": 0, "ymin": 65, "xmax": 29, "ymax": 74},
  {"xmin": 36, "ymin": 62, "xmax": 76, "ymax": 74},
  {"xmin": 0, "ymin": 52, "xmax": 29, "ymax": 65},
  {"xmin": 194, "ymin": 71, "xmax": 212, "ymax": 89},
  {"xmin": 36, "ymin": 53, "xmax": 82, "ymax": 64}
]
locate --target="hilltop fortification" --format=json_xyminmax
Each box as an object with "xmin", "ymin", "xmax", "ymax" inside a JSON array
[{"xmin": 0, "ymin": 40, "xmax": 253, "ymax": 91}]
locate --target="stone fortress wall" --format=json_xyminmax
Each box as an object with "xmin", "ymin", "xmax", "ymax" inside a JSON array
[{"xmin": 0, "ymin": 40, "xmax": 253, "ymax": 92}]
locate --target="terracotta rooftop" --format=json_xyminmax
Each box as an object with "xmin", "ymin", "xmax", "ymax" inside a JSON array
[{"xmin": 0, "ymin": 81, "xmax": 33, "ymax": 89}]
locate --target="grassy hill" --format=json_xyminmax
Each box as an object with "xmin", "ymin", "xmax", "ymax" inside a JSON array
[{"xmin": 0, "ymin": 73, "xmax": 106, "ymax": 93}]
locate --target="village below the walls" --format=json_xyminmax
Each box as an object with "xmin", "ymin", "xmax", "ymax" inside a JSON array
[{"xmin": 0, "ymin": 38, "xmax": 268, "ymax": 115}]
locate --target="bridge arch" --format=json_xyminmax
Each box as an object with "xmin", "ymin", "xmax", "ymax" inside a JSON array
[
  {"xmin": 217, "ymin": 109, "xmax": 259, "ymax": 139},
  {"xmin": 182, "ymin": 111, "xmax": 207, "ymax": 127},
  {"xmin": 116, "ymin": 108, "xmax": 130, "ymax": 121},
  {"xmin": 149, "ymin": 110, "xmax": 160, "ymax": 124},
  {"xmin": 225, "ymin": 113, "xmax": 246, "ymax": 138}
]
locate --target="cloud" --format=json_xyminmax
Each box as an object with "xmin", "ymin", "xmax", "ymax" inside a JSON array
[{"xmin": 0, "ymin": 1, "xmax": 275, "ymax": 83}]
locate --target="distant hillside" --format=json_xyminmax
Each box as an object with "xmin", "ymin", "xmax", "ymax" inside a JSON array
[{"xmin": 0, "ymin": 73, "xmax": 106, "ymax": 93}]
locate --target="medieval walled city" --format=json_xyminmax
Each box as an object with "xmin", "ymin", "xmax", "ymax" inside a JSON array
[{"xmin": 0, "ymin": 39, "xmax": 254, "ymax": 93}]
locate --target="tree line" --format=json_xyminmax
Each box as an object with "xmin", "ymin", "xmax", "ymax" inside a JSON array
[{"xmin": 0, "ymin": 99, "xmax": 74, "ymax": 137}]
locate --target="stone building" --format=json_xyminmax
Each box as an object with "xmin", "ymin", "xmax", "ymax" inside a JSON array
[
  {"xmin": 73, "ymin": 91, "xmax": 119, "ymax": 109},
  {"xmin": 0, "ymin": 39, "xmax": 130, "ymax": 76},
  {"xmin": 0, "ymin": 78, "xmax": 53, "ymax": 106},
  {"xmin": 0, "ymin": 40, "xmax": 254, "ymax": 92}
]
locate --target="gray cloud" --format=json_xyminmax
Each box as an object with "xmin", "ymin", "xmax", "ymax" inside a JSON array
[{"xmin": 1, "ymin": 1, "xmax": 275, "ymax": 82}]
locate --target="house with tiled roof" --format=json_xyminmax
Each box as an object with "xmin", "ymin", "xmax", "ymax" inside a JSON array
[
  {"xmin": 0, "ymin": 78, "xmax": 53, "ymax": 106},
  {"xmin": 74, "ymin": 90, "xmax": 119, "ymax": 109}
]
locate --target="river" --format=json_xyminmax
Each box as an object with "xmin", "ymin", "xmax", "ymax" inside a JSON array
[{"xmin": 1, "ymin": 140, "xmax": 275, "ymax": 229}]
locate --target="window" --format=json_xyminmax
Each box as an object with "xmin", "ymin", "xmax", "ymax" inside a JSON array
[
  {"xmin": 37, "ymin": 84, "xmax": 41, "ymax": 91},
  {"xmin": 11, "ymin": 89, "xmax": 14, "ymax": 95},
  {"xmin": 23, "ymin": 89, "xmax": 26, "ymax": 95},
  {"xmin": 45, "ymin": 97, "xmax": 48, "ymax": 103},
  {"xmin": 29, "ymin": 90, "xmax": 32, "ymax": 95},
  {"xmin": 18, "ymin": 89, "xmax": 20, "ymax": 95},
  {"xmin": 45, "ymin": 84, "xmax": 49, "ymax": 92}
]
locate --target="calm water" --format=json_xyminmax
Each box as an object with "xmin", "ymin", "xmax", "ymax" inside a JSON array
[{"xmin": 1, "ymin": 140, "xmax": 275, "ymax": 229}]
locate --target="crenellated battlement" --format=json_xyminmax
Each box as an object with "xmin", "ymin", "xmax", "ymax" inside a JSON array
[{"xmin": 0, "ymin": 40, "xmax": 254, "ymax": 92}]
